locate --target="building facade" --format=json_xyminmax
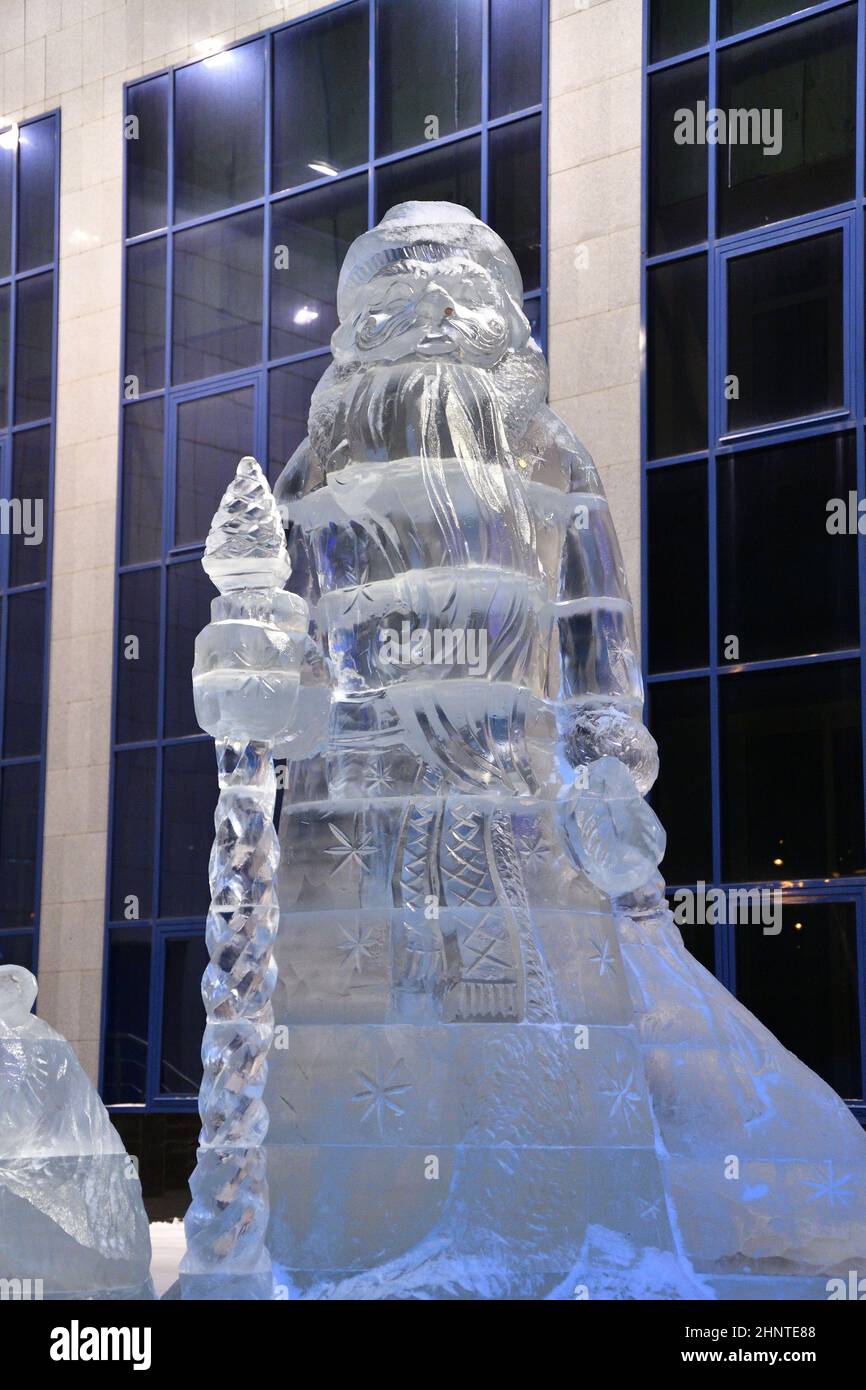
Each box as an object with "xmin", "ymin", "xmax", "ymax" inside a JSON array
[{"xmin": 3, "ymin": 0, "xmax": 861, "ymax": 1205}]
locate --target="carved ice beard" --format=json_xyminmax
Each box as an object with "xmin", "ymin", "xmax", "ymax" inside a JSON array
[{"xmin": 308, "ymin": 342, "xmax": 550, "ymax": 474}]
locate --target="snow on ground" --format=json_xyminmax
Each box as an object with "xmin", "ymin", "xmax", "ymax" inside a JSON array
[{"xmin": 150, "ymin": 1220, "xmax": 185, "ymax": 1298}]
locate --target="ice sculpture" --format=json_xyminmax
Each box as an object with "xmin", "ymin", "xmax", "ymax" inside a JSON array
[
  {"xmin": 180, "ymin": 459, "xmax": 309, "ymax": 1300},
  {"xmin": 0, "ymin": 966, "xmax": 153, "ymax": 1299},
  {"xmin": 194, "ymin": 203, "xmax": 866, "ymax": 1299}
]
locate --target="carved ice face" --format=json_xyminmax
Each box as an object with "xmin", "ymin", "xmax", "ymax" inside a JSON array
[
  {"xmin": 335, "ymin": 255, "xmax": 526, "ymax": 367},
  {"xmin": 0, "ymin": 966, "xmax": 37, "ymax": 1027}
]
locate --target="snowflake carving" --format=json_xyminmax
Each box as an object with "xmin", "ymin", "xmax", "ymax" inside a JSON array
[
  {"xmin": 600, "ymin": 1070, "xmax": 643, "ymax": 1130},
  {"xmin": 803, "ymin": 1162, "xmax": 854, "ymax": 1208},
  {"xmin": 588, "ymin": 938, "xmax": 616, "ymax": 977},
  {"xmin": 338, "ymin": 920, "xmax": 379, "ymax": 974},
  {"xmin": 325, "ymin": 819, "xmax": 376, "ymax": 877},
  {"xmin": 352, "ymin": 1060, "xmax": 412, "ymax": 1135}
]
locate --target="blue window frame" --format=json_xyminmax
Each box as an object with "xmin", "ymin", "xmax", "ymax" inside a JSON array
[
  {"xmin": 104, "ymin": 0, "xmax": 549, "ymax": 1111},
  {"xmin": 642, "ymin": 0, "xmax": 866, "ymax": 1118},
  {"xmin": 0, "ymin": 112, "xmax": 59, "ymax": 978}
]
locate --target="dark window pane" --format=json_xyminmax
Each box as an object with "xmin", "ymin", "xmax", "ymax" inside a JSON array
[
  {"xmin": 10, "ymin": 426, "xmax": 50, "ymax": 587},
  {"xmin": 102, "ymin": 927, "xmax": 151, "ymax": 1104},
  {"xmin": 717, "ymin": 7, "xmax": 856, "ymax": 237},
  {"xmin": 376, "ymin": 136, "xmax": 481, "ymax": 221},
  {"xmin": 174, "ymin": 40, "xmax": 265, "ymax": 222},
  {"xmin": 648, "ymin": 463, "xmax": 708, "ymax": 673},
  {"xmin": 0, "ymin": 284, "xmax": 8, "ymax": 426},
  {"xmin": 721, "ymin": 0, "xmax": 824, "ymax": 40},
  {"xmin": 0, "ymin": 931, "xmax": 34, "ymax": 969},
  {"xmin": 489, "ymin": 115, "xmax": 541, "ymax": 291},
  {"xmin": 727, "ymin": 231, "xmax": 844, "ymax": 433},
  {"xmin": 175, "ymin": 386, "xmax": 255, "ymax": 549},
  {"xmin": 110, "ymin": 749, "xmax": 156, "ymax": 922},
  {"xmin": 268, "ymin": 355, "xmax": 330, "ymax": 484},
  {"xmin": 273, "ymin": 1, "xmax": 369, "ymax": 192},
  {"xmin": 165, "ymin": 560, "xmax": 213, "ymax": 738},
  {"xmin": 720, "ymin": 661, "xmax": 864, "ymax": 882},
  {"xmin": 524, "ymin": 296, "xmax": 541, "ymax": 344},
  {"xmin": 650, "ymin": 0, "xmax": 709, "ymax": 62},
  {"xmin": 172, "ymin": 209, "xmax": 263, "ymax": 385},
  {"xmin": 126, "ymin": 76, "xmax": 168, "ymax": 237},
  {"xmin": 18, "ymin": 116, "xmax": 56, "ymax": 272},
  {"xmin": 648, "ymin": 255, "xmax": 707, "ymax": 459},
  {"xmin": 377, "ymin": 0, "xmax": 483, "ymax": 156},
  {"xmin": 649, "ymin": 58, "xmax": 708, "ymax": 255},
  {"xmin": 270, "ymin": 177, "xmax": 368, "ymax": 359},
  {"xmin": 490, "ymin": 0, "xmax": 542, "ymax": 117},
  {"xmin": 115, "ymin": 567, "xmax": 160, "ymax": 744},
  {"xmin": 0, "ymin": 134, "xmax": 13, "ymax": 277},
  {"xmin": 736, "ymin": 902, "xmax": 861, "ymax": 1099},
  {"xmin": 125, "ymin": 238, "xmax": 166, "ymax": 393},
  {"xmin": 673, "ymin": 903, "xmax": 716, "ymax": 974},
  {"xmin": 159, "ymin": 740, "xmax": 213, "ymax": 919},
  {"xmin": 160, "ymin": 935, "xmax": 207, "ymax": 1095},
  {"xmin": 718, "ymin": 434, "xmax": 858, "ymax": 663},
  {"xmin": 649, "ymin": 679, "xmax": 713, "ymax": 885},
  {"xmin": 4, "ymin": 590, "xmax": 45, "ymax": 758},
  {"xmin": 122, "ymin": 397, "xmax": 164, "ymax": 566},
  {"xmin": 0, "ymin": 762, "xmax": 39, "ymax": 931},
  {"xmin": 14, "ymin": 272, "xmax": 53, "ymax": 423}
]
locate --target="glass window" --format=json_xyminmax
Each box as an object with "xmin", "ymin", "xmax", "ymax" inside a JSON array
[
  {"xmin": 736, "ymin": 902, "xmax": 861, "ymax": 1099},
  {"xmin": 172, "ymin": 209, "xmax": 263, "ymax": 385},
  {"xmin": 126, "ymin": 76, "xmax": 168, "ymax": 238},
  {"xmin": 17, "ymin": 116, "xmax": 56, "ymax": 272},
  {"xmin": 649, "ymin": 58, "xmax": 708, "ymax": 255},
  {"xmin": 726, "ymin": 231, "xmax": 844, "ymax": 433},
  {"xmin": 160, "ymin": 935, "xmax": 207, "ymax": 1095},
  {"xmin": 718, "ymin": 434, "xmax": 858, "ymax": 663},
  {"xmin": 647, "ymin": 463, "xmax": 709, "ymax": 673},
  {"xmin": 14, "ymin": 272, "xmax": 53, "ymax": 423},
  {"xmin": 648, "ymin": 255, "xmax": 707, "ymax": 460},
  {"xmin": 650, "ymin": 0, "xmax": 709, "ymax": 63},
  {"xmin": 0, "ymin": 285, "xmax": 8, "ymax": 427},
  {"xmin": 490, "ymin": 0, "xmax": 543, "ymax": 118},
  {"xmin": 0, "ymin": 932, "xmax": 35, "ymax": 969},
  {"xmin": 110, "ymin": 749, "xmax": 156, "ymax": 922},
  {"xmin": 717, "ymin": 6, "xmax": 857, "ymax": 237},
  {"xmin": 125, "ymin": 238, "xmax": 166, "ymax": 395},
  {"xmin": 489, "ymin": 115, "xmax": 541, "ymax": 291},
  {"xmin": 0, "ymin": 763, "xmax": 39, "ymax": 931},
  {"xmin": 102, "ymin": 927, "xmax": 151, "ymax": 1104},
  {"xmin": 376, "ymin": 0, "xmax": 483, "ymax": 156},
  {"xmin": 3, "ymin": 591, "xmax": 45, "ymax": 758},
  {"xmin": 174, "ymin": 39, "xmax": 266, "ymax": 222},
  {"xmin": 272, "ymin": 1, "xmax": 369, "ymax": 192},
  {"xmin": 165, "ymin": 560, "xmax": 213, "ymax": 739},
  {"xmin": 159, "ymin": 740, "xmax": 214, "ymax": 919},
  {"xmin": 122, "ymin": 397, "xmax": 164, "ymax": 567},
  {"xmin": 0, "ymin": 136, "xmax": 13, "ymax": 278},
  {"xmin": 720, "ymin": 1, "xmax": 820, "ymax": 40},
  {"xmin": 268, "ymin": 355, "xmax": 330, "ymax": 483},
  {"xmin": 648, "ymin": 678, "xmax": 713, "ymax": 885},
  {"xmin": 720, "ymin": 660, "xmax": 864, "ymax": 882},
  {"xmin": 10, "ymin": 426, "xmax": 49, "ymax": 587},
  {"xmin": 175, "ymin": 386, "xmax": 256, "ymax": 549},
  {"xmin": 270, "ymin": 176, "xmax": 368, "ymax": 359},
  {"xmin": 115, "ymin": 567, "xmax": 161, "ymax": 745},
  {"xmin": 376, "ymin": 136, "xmax": 482, "ymax": 220}
]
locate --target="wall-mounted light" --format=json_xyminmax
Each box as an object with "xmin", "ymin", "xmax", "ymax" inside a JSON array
[{"xmin": 0, "ymin": 122, "xmax": 19, "ymax": 151}]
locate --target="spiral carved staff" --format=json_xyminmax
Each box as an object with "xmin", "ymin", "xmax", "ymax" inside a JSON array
[{"xmin": 180, "ymin": 457, "xmax": 307, "ymax": 1299}]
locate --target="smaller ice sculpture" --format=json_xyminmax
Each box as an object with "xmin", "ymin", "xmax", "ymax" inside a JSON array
[{"xmin": 0, "ymin": 966, "xmax": 153, "ymax": 1299}]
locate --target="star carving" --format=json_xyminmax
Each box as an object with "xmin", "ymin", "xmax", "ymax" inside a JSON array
[
  {"xmin": 803, "ymin": 1162, "xmax": 854, "ymax": 1208},
  {"xmin": 588, "ymin": 938, "xmax": 616, "ymax": 977},
  {"xmin": 600, "ymin": 1070, "xmax": 643, "ymax": 1130},
  {"xmin": 324, "ymin": 819, "xmax": 376, "ymax": 877},
  {"xmin": 337, "ymin": 920, "xmax": 379, "ymax": 974},
  {"xmin": 352, "ymin": 1060, "xmax": 413, "ymax": 1135}
]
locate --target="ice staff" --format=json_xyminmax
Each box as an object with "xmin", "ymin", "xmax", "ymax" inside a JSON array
[{"xmin": 180, "ymin": 457, "xmax": 306, "ymax": 1299}]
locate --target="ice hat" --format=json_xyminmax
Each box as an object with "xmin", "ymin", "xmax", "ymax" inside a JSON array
[{"xmin": 336, "ymin": 201, "xmax": 524, "ymax": 320}]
